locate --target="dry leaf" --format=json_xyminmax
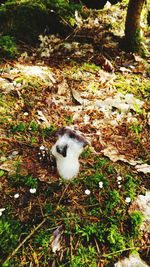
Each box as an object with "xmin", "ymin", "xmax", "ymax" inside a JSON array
[
  {"xmin": 135, "ymin": 164, "xmax": 150, "ymax": 174},
  {"xmin": 71, "ymin": 89, "xmax": 84, "ymax": 105},
  {"xmin": 51, "ymin": 225, "xmax": 63, "ymax": 253},
  {"xmin": 130, "ymin": 191, "xmax": 150, "ymax": 233},
  {"xmin": 37, "ymin": 110, "xmax": 49, "ymax": 126}
]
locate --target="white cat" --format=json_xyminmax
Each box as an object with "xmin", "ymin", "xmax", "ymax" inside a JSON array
[{"xmin": 51, "ymin": 127, "xmax": 88, "ymax": 180}]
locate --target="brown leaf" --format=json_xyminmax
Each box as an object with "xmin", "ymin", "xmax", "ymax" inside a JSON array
[{"xmin": 94, "ymin": 55, "xmax": 114, "ymax": 72}]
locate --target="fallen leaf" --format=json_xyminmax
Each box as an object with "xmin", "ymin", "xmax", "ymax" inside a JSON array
[
  {"xmin": 37, "ymin": 110, "xmax": 49, "ymax": 126},
  {"xmin": 135, "ymin": 164, "xmax": 150, "ymax": 174},
  {"xmin": 130, "ymin": 191, "xmax": 150, "ymax": 233},
  {"xmin": 71, "ymin": 89, "xmax": 84, "ymax": 105},
  {"xmin": 51, "ymin": 225, "xmax": 63, "ymax": 253}
]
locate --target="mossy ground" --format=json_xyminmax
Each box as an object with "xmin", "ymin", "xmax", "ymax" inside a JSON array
[{"xmin": 0, "ymin": 1, "xmax": 150, "ymax": 267}]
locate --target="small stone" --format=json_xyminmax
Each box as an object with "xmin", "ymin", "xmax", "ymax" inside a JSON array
[
  {"xmin": 29, "ymin": 188, "xmax": 37, "ymax": 194},
  {"xmin": 14, "ymin": 193, "xmax": 20, "ymax": 199},
  {"xmin": 85, "ymin": 189, "xmax": 91, "ymax": 195}
]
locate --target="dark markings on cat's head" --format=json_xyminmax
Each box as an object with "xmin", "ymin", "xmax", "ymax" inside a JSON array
[
  {"xmin": 55, "ymin": 127, "xmax": 88, "ymax": 147},
  {"xmin": 56, "ymin": 144, "xmax": 68, "ymax": 157}
]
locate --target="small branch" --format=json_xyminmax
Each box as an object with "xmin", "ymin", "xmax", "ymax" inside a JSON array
[
  {"xmin": 55, "ymin": 183, "xmax": 70, "ymax": 211},
  {"xmin": 101, "ymin": 245, "xmax": 150, "ymax": 258},
  {"xmin": 3, "ymin": 218, "xmax": 46, "ymax": 265}
]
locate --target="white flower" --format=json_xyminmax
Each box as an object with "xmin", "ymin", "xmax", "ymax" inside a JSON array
[
  {"xmin": 24, "ymin": 112, "xmax": 28, "ymax": 116},
  {"xmin": 99, "ymin": 181, "xmax": 103, "ymax": 188},
  {"xmin": 40, "ymin": 145, "xmax": 45, "ymax": 150},
  {"xmin": 14, "ymin": 193, "xmax": 20, "ymax": 199},
  {"xmin": 125, "ymin": 197, "xmax": 131, "ymax": 203},
  {"xmin": 29, "ymin": 188, "xmax": 37, "ymax": 194},
  {"xmin": 117, "ymin": 176, "xmax": 122, "ymax": 181},
  {"xmin": 118, "ymin": 185, "xmax": 121, "ymax": 188},
  {"xmin": 117, "ymin": 181, "xmax": 121, "ymax": 185},
  {"xmin": 85, "ymin": 189, "xmax": 91, "ymax": 195}
]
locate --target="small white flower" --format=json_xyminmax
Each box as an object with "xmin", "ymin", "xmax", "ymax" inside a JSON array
[
  {"xmin": 29, "ymin": 188, "xmax": 37, "ymax": 194},
  {"xmin": 24, "ymin": 112, "xmax": 29, "ymax": 116},
  {"xmin": 99, "ymin": 181, "xmax": 103, "ymax": 188},
  {"xmin": 40, "ymin": 145, "xmax": 45, "ymax": 150},
  {"xmin": 118, "ymin": 184, "xmax": 122, "ymax": 188},
  {"xmin": 117, "ymin": 176, "xmax": 122, "ymax": 181},
  {"xmin": 85, "ymin": 189, "xmax": 91, "ymax": 195},
  {"xmin": 125, "ymin": 197, "xmax": 131, "ymax": 203},
  {"xmin": 117, "ymin": 181, "xmax": 121, "ymax": 185},
  {"xmin": 14, "ymin": 193, "xmax": 20, "ymax": 199}
]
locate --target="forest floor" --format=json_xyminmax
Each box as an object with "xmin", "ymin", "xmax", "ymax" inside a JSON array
[{"xmin": 0, "ymin": 3, "xmax": 150, "ymax": 267}]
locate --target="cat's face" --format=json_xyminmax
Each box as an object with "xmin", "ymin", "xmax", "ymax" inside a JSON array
[{"xmin": 51, "ymin": 128, "xmax": 88, "ymax": 159}]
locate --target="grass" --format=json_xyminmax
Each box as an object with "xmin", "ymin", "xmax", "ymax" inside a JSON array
[{"xmin": 0, "ymin": 154, "xmax": 146, "ymax": 266}]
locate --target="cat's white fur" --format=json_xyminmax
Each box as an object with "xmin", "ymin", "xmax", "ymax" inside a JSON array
[{"xmin": 51, "ymin": 133, "xmax": 86, "ymax": 180}]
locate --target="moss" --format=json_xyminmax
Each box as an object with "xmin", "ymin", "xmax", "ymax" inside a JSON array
[
  {"xmin": 114, "ymin": 73, "xmax": 150, "ymax": 99},
  {"xmin": 0, "ymin": 1, "xmax": 49, "ymax": 43},
  {"xmin": 0, "ymin": 0, "xmax": 82, "ymax": 43}
]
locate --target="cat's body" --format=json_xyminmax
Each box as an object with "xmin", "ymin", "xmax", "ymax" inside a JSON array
[{"xmin": 51, "ymin": 128, "xmax": 88, "ymax": 180}]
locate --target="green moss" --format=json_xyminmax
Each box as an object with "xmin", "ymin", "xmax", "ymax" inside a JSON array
[
  {"xmin": 0, "ymin": 1, "xmax": 48, "ymax": 43},
  {"xmin": 0, "ymin": 35, "xmax": 18, "ymax": 58},
  {"xmin": 115, "ymin": 73, "xmax": 150, "ymax": 99},
  {"xmin": 0, "ymin": 214, "xmax": 22, "ymax": 262}
]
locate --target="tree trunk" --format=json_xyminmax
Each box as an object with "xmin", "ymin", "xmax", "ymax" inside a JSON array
[{"xmin": 124, "ymin": 0, "xmax": 147, "ymax": 55}]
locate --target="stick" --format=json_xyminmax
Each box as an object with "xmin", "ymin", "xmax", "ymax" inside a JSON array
[
  {"xmin": 101, "ymin": 245, "xmax": 150, "ymax": 258},
  {"xmin": 3, "ymin": 218, "xmax": 46, "ymax": 265}
]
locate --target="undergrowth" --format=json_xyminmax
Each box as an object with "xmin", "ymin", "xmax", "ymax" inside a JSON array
[{"xmin": 0, "ymin": 155, "xmax": 145, "ymax": 267}]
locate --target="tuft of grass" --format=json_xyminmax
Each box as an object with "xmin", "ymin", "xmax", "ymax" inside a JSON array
[
  {"xmin": 0, "ymin": 214, "xmax": 22, "ymax": 262},
  {"xmin": 9, "ymin": 174, "xmax": 38, "ymax": 188},
  {"xmin": 129, "ymin": 211, "xmax": 144, "ymax": 238},
  {"xmin": 0, "ymin": 35, "xmax": 18, "ymax": 59}
]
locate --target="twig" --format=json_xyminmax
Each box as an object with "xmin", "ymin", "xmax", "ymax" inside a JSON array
[
  {"xmin": 3, "ymin": 218, "xmax": 46, "ymax": 265},
  {"xmin": 101, "ymin": 245, "xmax": 150, "ymax": 258},
  {"xmin": 55, "ymin": 183, "xmax": 70, "ymax": 211}
]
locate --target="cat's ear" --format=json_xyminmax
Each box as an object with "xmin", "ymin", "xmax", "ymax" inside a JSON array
[{"xmin": 55, "ymin": 127, "xmax": 66, "ymax": 137}]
